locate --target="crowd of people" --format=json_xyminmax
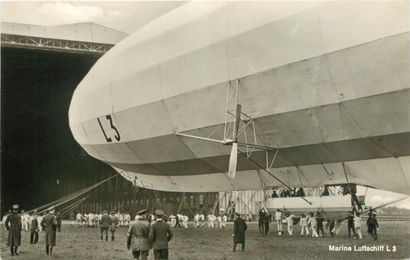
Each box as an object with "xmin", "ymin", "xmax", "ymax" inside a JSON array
[
  {"xmin": 3, "ymin": 202, "xmax": 381, "ymax": 259},
  {"xmin": 71, "ymin": 211, "xmax": 131, "ymax": 228},
  {"xmin": 257, "ymin": 207, "xmax": 380, "ymax": 241},
  {"xmin": 3, "ymin": 204, "xmax": 61, "ymax": 256}
]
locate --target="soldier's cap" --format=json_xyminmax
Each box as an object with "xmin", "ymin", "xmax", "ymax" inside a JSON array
[
  {"xmin": 47, "ymin": 206, "xmax": 56, "ymax": 212},
  {"xmin": 102, "ymin": 210, "xmax": 108, "ymax": 213},
  {"xmin": 235, "ymin": 212, "xmax": 241, "ymax": 217},
  {"xmin": 110, "ymin": 210, "xmax": 116, "ymax": 214},
  {"xmin": 137, "ymin": 209, "xmax": 147, "ymax": 215},
  {"xmin": 154, "ymin": 209, "xmax": 164, "ymax": 217},
  {"xmin": 12, "ymin": 204, "xmax": 19, "ymax": 209}
]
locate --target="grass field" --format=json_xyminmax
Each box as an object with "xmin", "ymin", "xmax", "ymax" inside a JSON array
[{"xmin": 1, "ymin": 222, "xmax": 409, "ymax": 259}]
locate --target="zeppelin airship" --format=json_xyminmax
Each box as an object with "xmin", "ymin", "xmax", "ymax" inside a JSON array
[{"xmin": 69, "ymin": 1, "xmax": 410, "ymax": 195}]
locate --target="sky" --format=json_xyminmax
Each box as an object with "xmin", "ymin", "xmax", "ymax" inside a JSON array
[
  {"xmin": 1, "ymin": 1, "xmax": 409, "ymax": 210},
  {"xmin": 1, "ymin": 1, "xmax": 184, "ymax": 33}
]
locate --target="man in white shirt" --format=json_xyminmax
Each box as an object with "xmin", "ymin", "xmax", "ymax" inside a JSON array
[
  {"xmin": 286, "ymin": 213, "xmax": 295, "ymax": 236},
  {"xmin": 275, "ymin": 210, "xmax": 283, "ymax": 235},
  {"xmin": 194, "ymin": 213, "xmax": 200, "ymax": 228},
  {"xmin": 216, "ymin": 215, "xmax": 222, "ymax": 228},
  {"xmin": 222, "ymin": 214, "xmax": 228, "ymax": 229}
]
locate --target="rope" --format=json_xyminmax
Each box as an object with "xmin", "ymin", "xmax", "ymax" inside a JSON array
[{"xmin": 237, "ymin": 150, "xmax": 312, "ymax": 205}]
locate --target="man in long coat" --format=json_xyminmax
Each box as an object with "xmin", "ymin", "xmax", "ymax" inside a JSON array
[
  {"xmin": 5, "ymin": 204, "xmax": 22, "ymax": 256},
  {"xmin": 149, "ymin": 209, "xmax": 173, "ymax": 260},
  {"xmin": 127, "ymin": 209, "xmax": 151, "ymax": 260},
  {"xmin": 41, "ymin": 207, "xmax": 58, "ymax": 255},
  {"xmin": 233, "ymin": 213, "xmax": 247, "ymax": 252}
]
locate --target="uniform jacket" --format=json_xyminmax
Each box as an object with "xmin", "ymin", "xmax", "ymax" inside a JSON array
[
  {"xmin": 149, "ymin": 219, "xmax": 173, "ymax": 249},
  {"xmin": 366, "ymin": 216, "xmax": 379, "ymax": 227},
  {"xmin": 128, "ymin": 220, "xmax": 151, "ymax": 251},
  {"xmin": 100, "ymin": 214, "xmax": 112, "ymax": 228},
  {"xmin": 110, "ymin": 215, "xmax": 119, "ymax": 231},
  {"xmin": 41, "ymin": 213, "xmax": 57, "ymax": 233},
  {"xmin": 30, "ymin": 217, "xmax": 39, "ymax": 232},
  {"xmin": 233, "ymin": 217, "xmax": 247, "ymax": 243}
]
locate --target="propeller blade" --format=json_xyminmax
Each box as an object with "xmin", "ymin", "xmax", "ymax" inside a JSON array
[{"xmin": 228, "ymin": 143, "xmax": 238, "ymax": 178}]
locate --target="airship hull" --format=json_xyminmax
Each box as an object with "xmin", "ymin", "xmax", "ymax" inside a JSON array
[{"xmin": 69, "ymin": 1, "xmax": 410, "ymax": 194}]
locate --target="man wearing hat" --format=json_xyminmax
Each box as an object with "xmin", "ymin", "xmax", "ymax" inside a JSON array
[
  {"xmin": 100, "ymin": 210, "xmax": 112, "ymax": 241},
  {"xmin": 5, "ymin": 204, "xmax": 22, "ymax": 256},
  {"xmin": 149, "ymin": 209, "xmax": 173, "ymax": 260},
  {"xmin": 41, "ymin": 206, "xmax": 58, "ymax": 255},
  {"xmin": 127, "ymin": 209, "xmax": 151, "ymax": 259},
  {"xmin": 232, "ymin": 212, "xmax": 247, "ymax": 252}
]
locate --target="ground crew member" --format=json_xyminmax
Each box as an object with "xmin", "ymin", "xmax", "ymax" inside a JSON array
[
  {"xmin": 221, "ymin": 214, "xmax": 227, "ymax": 229},
  {"xmin": 149, "ymin": 209, "xmax": 173, "ymax": 260},
  {"xmin": 264, "ymin": 212, "xmax": 271, "ymax": 235},
  {"xmin": 5, "ymin": 204, "xmax": 22, "ymax": 256},
  {"xmin": 347, "ymin": 211, "xmax": 357, "ymax": 239},
  {"xmin": 127, "ymin": 209, "xmax": 151, "ymax": 260},
  {"xmin": 56, "ymin": 212, "xmax": 62, "ymax": 232},
  {"xmin": 232, "ymin": 213, "xmax": 247, "ymax": 252},
  {"xmin": 308, "ymin": 212, "xmax": 319, "ymax": 238},
  {"xmin": 316, "ymin": 211, "xmax": 325, "ymax": 237},
  {"xmin": 30, "ymin": 210, "xmax": 39, "ymax": 244},
  {"xmin": 109, "ymin": 211, "xmax": 119, "ymax": 241},
  {"xmin": 366, "ymin": 213, "xmax": 379, "ymax": 240},
  {"xmin": 41, "ymin": 206, "xmax": 58, "ymax": 256},
  {"xmin": 300, "ymin": 214, "xmax": 309, "ymax": 237},
  {"xmin": 100, "ymin": 210, "xmax": 111, "ymax": 241},
  {"xmin": 275, "ymin": 209, "xmax": 283, "ymax": 236},
  {"xmin": 258, "ymin": 208, "xmax": 266, "ymax": 235},
  {"xmin": 354, "ymin": 211, "xmax": 362, "ymax": 239}
]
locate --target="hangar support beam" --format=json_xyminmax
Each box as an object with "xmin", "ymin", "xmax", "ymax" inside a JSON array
[{"xmin": 1, "ymin": 33, "xmax": 114, "ymax": 54}]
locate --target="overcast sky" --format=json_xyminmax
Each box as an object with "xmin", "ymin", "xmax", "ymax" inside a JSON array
[
  {"xmin": 1, "ymin": 1, "xmax": 409, "ymax": 210},
  {"xmin": 1, "ymin": 1, "xmax": 184, "ymax": 33}
]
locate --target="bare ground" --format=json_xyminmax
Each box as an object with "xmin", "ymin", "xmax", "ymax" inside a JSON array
[{"xmin": 1, "ymin": 222, "xmax": 409, "ymax": 259}]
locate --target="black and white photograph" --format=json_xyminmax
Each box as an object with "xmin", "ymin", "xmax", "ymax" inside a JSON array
[{"xmin": 1, "ymin": 1, "xmax": 410, "ymax": 259}]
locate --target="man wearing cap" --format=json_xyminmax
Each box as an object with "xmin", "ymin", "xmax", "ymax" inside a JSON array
[
  {"xmin": 41, "ymin": 207, "xmax": 58, "ymax": 256},
  {"xmin": 100, "ymin": 210, "xmax": 112, "ymax": 241},
  {"xmin": 5, "ymin": 204, "xmax": 22, "ymax": 256},
  {"xmin": 110, "ymin": 211, "xmax": 119, "ymax": 241},
  {"xmin": 127, "ymin": 209, "xmax": 151, "ymax": 260},
  {"xmin": 149, "ymin": 209, "xmax": 173, "ymax": 260},
  {"xmin": 233, "ymin": 213, "xmax": 247, "ymax": 252}
]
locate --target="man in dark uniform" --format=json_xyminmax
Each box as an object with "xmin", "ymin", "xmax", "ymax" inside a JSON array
[
  {"xmin": 30, "ymin": 210, "xmax": 39, "ymax": 244},
  {"xmin": 233, "ymin": 213, "xmax": 247, "ymax": 252},
  {"xmin": 127, "ymin": 209, "xmax": 151, "ymax": 260},
  {"xmin": 366, "ymin": 213, "xmax": 379, "ymax": 240},
  {"xmin": 41, "ymin": 206, "xmax": 58, "ymax": 256},
  {"xmin": 100, "ymin": 210, "xmax": 112, "ymax": 241},
  {"xmin": 56, "ymin": 212, "xmax": 62, "ymax": 232},
  {"xmin": 109, "ymin": 211, "xmax": 119, "ymax": 241},
  {"xmin": 5, "ymin": 204, "xmax": 22, "ymax": 256},
  {"xmin": 149, "ymin": 209, "xmax": 173, "ymax": 260},
  {"xmin": 264, "ymin": 211, "xmax": 271, "ymax": 236},
  {"xmin": 316, "ymin": 211, "xmax": 325, "ymax": 237},
  {"xmin": 258, "ymin": 208, "xmax": 266, "ymax": 235}
]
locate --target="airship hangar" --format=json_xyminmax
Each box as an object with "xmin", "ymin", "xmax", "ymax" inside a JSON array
[
  {"xmin": 1, "ymin": 21, "xmax": 222, "ymax": 217},
  {"xmin": 2, "ymin": 0, "xmax": 410, "ymax": 219}
]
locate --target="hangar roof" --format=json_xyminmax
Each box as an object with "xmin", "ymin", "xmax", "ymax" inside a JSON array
[{"xmin": 1, "ymin": 21, "xmax": 127, "ymax": 44}]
